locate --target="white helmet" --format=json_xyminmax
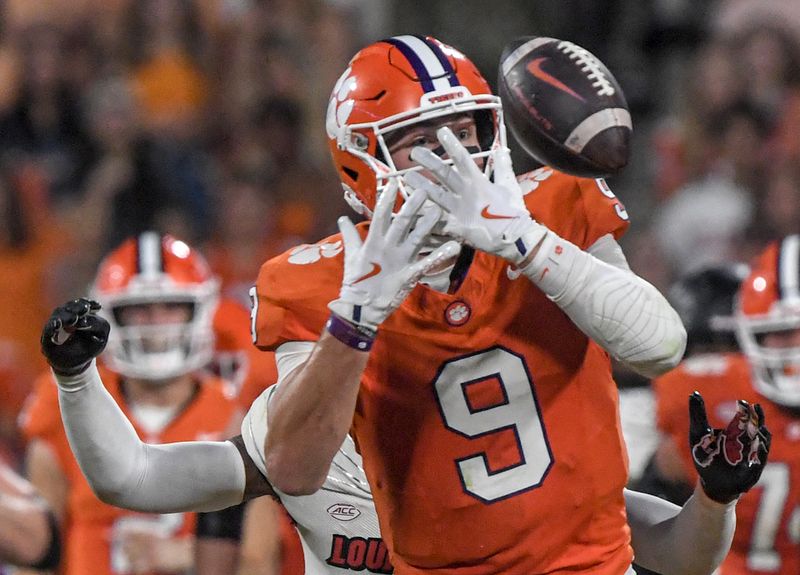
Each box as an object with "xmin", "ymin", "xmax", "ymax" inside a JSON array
[{"xmin": 735, "ymin": 234, "xmax": 800, "ymax": 406}]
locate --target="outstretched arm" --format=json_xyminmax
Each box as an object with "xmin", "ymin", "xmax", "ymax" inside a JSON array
[
  {"xmin": 627, "ymin": 392, "xmax": 771, "ymax": 575},
  {"xmin": 41, "ymin": 298, "xmax": 263, "ymax": 513},
  {"xmin": 56, "ymin": 363, "xmax": 248, "ymax": 512},
  {"xmin": 625, "ymin": 487, "xmax": 735, "ymax": 575}
]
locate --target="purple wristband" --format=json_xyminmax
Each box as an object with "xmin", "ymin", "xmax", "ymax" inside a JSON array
[{"xmin": 326, "ymin": 313, "xmax": 376, "ymax": 351}]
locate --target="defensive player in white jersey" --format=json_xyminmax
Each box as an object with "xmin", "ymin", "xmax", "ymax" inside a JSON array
[{"xmin": 42, "ymin": 298, "xmax": 769, "ymax": 575}]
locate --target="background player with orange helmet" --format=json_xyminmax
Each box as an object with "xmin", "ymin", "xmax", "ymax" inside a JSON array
[
  {"xmin": 652, "ymin": 235, "xmax": 800, "ymax": 574},
  {"xmin": 21, "ymin": 232, "xmax": 243, "ymax": 575},
  {"xmin": 40, "ymin": 294, "xmax": 769, "ymax": 575}
]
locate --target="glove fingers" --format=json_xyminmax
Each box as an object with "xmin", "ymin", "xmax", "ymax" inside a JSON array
[
  {"xmin": 54, "ymin": 307, "xmax": 80, "ymax": 328},
  {"xmin": 74, "ymin": 314, "xmax": 108, "ymax": 334},
  {"xmin": 87, "ymin": 317, "xmax": 111, "ymax": 348},
  {"xmin": 64, "ymin": 298, "xmax": 93, "ymax": 316},
  {"xmin": 754, "ymin": 403, "xmax": 772, "ymax": 451},
  {"xmin": 41, "ymin": 300, "xmax": 110, "ymax": 375},
  {"xmin": 386, "ymin": 187, "xmax": 427, "ymax": 248},
  {"xmin": 688, "ymin": 391, "xmax": 711, "ymax": 444},
  {"xmin": 754, "ymin": 402, "xmax": 766, "ymax": 429},
  {"xmin": 47, "ymin": 319, "xmax": 72, "ymax": 345},
  {"xmin": 410, "ymin": 146, "xmax": 461, "ymax": 190},
  {"xmin": 436, "ymin": 127, "xmax": 481, "ymax": 178},
  {"xmin": 409, "ymin": 240, "xmax": 461, "ymax": 280},
  {"xmin": 372, "ymin": 178, "xmax": 399, "ymax": 237},
  {"xmin": 337, "ymin": 215, "xmax": 363, "ymax": 254},
  {"xmin": 55, "ymin": 298, "xmax": 100, "ymax": 329},
  {"xmin": 492, "ymin": 146, "xmax": 516, "ymax": 188},
  {"xmin": 406, "ymin": 201, "xmax": 443, "ymax": 250},
  {"xmin": 405, "ymin": 171, "xmax": 455, "ymax": 214}
]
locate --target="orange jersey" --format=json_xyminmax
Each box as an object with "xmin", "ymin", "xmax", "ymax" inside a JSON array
[
  {"xmin": 252, "ymin": 169, "xmax": 633, "ymax": 574},
  {"xmin": 20, "ymin": 366, "xmax": 237, "ymax": 575},
  {"xmin": 654, "ymin": 353, "xmax": 800, "ymax": 575}
]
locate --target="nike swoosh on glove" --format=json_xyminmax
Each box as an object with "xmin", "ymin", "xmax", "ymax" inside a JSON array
[
  {"xmin": 405, "ymin": 126, "xmax": 548, "ymax": 266},
  {"xmin": 328, "ymin": 178, "xmax": 460, "ymax": 332}
]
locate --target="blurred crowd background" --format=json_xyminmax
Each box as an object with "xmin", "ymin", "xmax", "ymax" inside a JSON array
[{"xmin": 0, "ymin": 0, "xmax": 799, "ymax": 465}]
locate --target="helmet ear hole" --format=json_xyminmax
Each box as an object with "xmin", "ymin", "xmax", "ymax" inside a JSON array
[{"xmin": 343, "ymin": 166, "xmax": 359, "ymax": 181}]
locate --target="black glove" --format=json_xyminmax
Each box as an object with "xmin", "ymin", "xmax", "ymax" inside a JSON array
[
  {"xmin": 689, "ymin": 391, "xmax": 771, "ymax": 504},
  {"xmin": 40, "ymin": 298, "xmax": 110, "ymax": 376}
]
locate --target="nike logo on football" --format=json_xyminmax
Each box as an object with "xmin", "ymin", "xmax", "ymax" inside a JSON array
[
  {"xmin": 526, "ymin": 58, "xmax": 586, "ymax": 103},
  {"xmin": 480, "ymin": 205, "xmax": 515, "ymax": 220},
  {"xmin": 354, "ymin": 262, "xmax": 382, "ymax": 284}
]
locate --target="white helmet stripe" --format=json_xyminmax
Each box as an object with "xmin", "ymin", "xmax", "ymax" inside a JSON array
[
  {"xmin": 138, "ymin": 232, "xmax": 163, "ymax": 279},
  {"xmin": 779, "ymin": 235, "xmax": 800, "ymax": 302},
  {"xmin": 392, "ymin": 35, "xmax": 455, "ymax": 92}
]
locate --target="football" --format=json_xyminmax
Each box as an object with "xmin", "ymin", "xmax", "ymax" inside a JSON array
[{"xmin": 498, "ymin": 36, "xmax": 632, "ymax": 178}]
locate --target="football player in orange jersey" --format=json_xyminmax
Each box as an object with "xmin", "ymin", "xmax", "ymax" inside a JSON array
[
  {"xmin": 21, "ymin": 232, "xmax": 246, "ymax": 575},
  {"xmin": 652, "ymin": 235, "xmax": 800, "ymax": 574},
  {"xmin": 40, "ymin": 37, "xmax": 689, "ymax": 575},
  {"xmin": 252, "ymin": 35, "xmax": 688, "ymax": 575}
]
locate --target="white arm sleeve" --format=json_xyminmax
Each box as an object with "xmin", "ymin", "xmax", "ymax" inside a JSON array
[
  {"xmin": 521, "ymin": 231, "xmax": 687, "ymax": 377},
  {"xmin": 55, "ymin": 362, "xmax": 246, "ymax": 513},
  {"xmin": 625, "ymin": 487, "xmax": 736, "ymax": 575}
]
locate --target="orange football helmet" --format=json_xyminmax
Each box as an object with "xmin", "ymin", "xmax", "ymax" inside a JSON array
[
  {"xmin": 326, "ymin": 34, "xmax": 505, "ymax": 216},
  {"xmin": 736, "ymin": 235, "xmax": 800, "ymax": 406},
  {"xmin": 91, "ymin": 232, "xmax": 219, "ymax": 381}
]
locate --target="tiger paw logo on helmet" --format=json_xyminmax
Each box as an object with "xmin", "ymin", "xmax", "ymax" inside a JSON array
[{"xmin": 325, "ymin": 66, "xmax": 356, "ymax": 141}]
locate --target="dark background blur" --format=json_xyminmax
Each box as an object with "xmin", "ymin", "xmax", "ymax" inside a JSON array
[{"xmin": 1, "ymin": 0, "xmax": 799, "ymax": 458}]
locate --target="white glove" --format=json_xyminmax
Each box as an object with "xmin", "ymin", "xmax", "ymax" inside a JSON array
[
  {"xmin": 406, "ymin": 127, "xmax": 548, "ymax": 265},
  {"xmin": 328, "ymin": 179, "xmax": 461, "ymax": 331}
]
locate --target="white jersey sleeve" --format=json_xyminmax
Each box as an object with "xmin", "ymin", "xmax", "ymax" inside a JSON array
[{"xmin": 242, "ymin": 386, "xmax": 389, "ymax": 574}]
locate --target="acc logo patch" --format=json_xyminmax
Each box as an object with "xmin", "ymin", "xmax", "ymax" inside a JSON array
[
  {"xmin": 327, "ymin": 503, "xmax": 361, "ymax": 521},
  {"xmin": 288, "ymin": 241, "xmax": 343, "ymax": 265}
]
